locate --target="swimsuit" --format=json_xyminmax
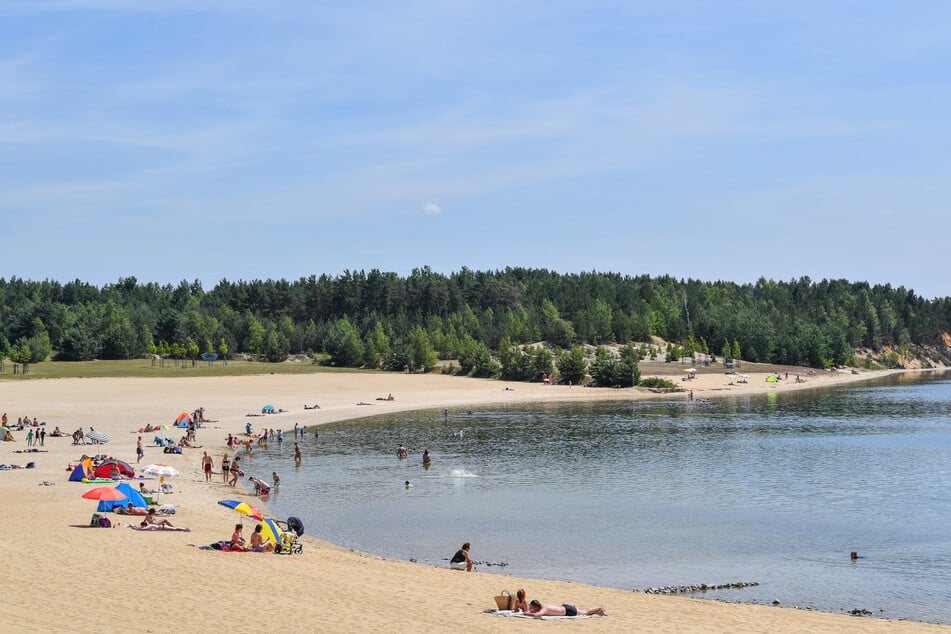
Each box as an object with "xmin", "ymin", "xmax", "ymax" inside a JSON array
[{"xmin": 563, "ymin": 604, "xmax": 577, "ymax": 617}]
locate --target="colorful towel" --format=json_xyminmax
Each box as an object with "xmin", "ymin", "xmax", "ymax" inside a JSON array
[{"xmin": 126, "ymin": 524, "xmax": 190, "ymax": 532}]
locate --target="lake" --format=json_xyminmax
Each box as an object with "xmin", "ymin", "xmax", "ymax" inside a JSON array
[{"xmin": 246, "ymin": 370, "xmax": 951, "ymax": 624}]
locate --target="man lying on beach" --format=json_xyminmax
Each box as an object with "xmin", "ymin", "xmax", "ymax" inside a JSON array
[{"xmin": 526, "ymin": 600, "xmax": 606, "ymax": 617}]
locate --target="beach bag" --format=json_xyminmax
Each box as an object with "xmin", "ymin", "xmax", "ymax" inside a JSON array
[{"xmin": 494, "ymin": 590, "xmax": 515, "ymax": 611}]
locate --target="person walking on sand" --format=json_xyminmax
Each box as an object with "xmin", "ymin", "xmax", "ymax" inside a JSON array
[
  {"xmin": 449, "ymin": 542, "xmax": 473, "ymax": 571},
  {"xmin": 136, "ymin": 436, "xmax": 144, "ymax": 463},
  {"xmin": 202, "ymin": 451, "xmax": 213, "ymax": 482}
]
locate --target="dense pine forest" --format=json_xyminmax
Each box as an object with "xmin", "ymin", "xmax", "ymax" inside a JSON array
[{"xmin": 2, "ymin": 268, "xmax": 949, "ymax": 382}]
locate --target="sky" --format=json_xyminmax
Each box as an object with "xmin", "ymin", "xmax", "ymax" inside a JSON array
[{"xmin": 2, "ymin": 1, "xmax": 949, "ymax": 298}]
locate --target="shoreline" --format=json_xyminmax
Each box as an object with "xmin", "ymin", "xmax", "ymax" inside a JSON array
[{"xmin": 3, "ymin": 366, "xmax": 948, "ymax": 632}]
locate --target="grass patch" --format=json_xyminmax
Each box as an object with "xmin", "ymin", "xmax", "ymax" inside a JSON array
[{"xmin": 0, "ymin": 359, "xmax": 371, "ymax": 381}]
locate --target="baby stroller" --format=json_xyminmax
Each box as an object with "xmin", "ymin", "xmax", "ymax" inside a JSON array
[{"xmin": 272, "ymin": 516, "xmax": 304, "ymax": 555}]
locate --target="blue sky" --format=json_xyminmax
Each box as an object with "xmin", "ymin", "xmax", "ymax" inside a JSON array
[{"xmin": 2, "ymin": 1, "xmax": 949, "ymax": 298}]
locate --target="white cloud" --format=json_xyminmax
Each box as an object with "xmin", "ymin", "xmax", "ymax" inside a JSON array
[{"xmin": 422, "ymin": 202, "xmax": 442, "ymax": 215}]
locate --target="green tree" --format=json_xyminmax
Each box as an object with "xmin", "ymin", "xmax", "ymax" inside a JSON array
[
  {"xmin": 244, "ymin": 314, "xmax": 266, "ymax": 357},
  {"xmin": 326, "ymin": 317, "xmax": 365, "ymax": 367},
  {"xmin": 619, "ymin": 344, "xmax": 641, "ymax": 386},
  {"xmin": 557, "ymin": 346, "xmax": 588, "ymax": 385},
  {"xmin": 530, "ymin": 345, "xmax": 554, "ymax": 379},
  {"xmin": 409, "ymin": 326, "xmax": 439, "ymax": 371},
  {"xmin": 498, "ymin": 337, "xmax": 532, "ymax": 381}
]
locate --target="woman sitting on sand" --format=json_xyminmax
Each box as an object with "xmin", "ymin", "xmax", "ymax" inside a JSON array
[
  {"xmin": 230, "ymin": 523, "xmax": 247, "ymax": 550},
  {"xmin": 513, "ymin": 589, "xmax": 530, "ymax": 613},
  {"xmin": 249, "ymin": 524, "xmax": 274, "ymax": 552},
  {"xmin": 141, "ymin": 508, "xmax": 176, "ymax": 528}
]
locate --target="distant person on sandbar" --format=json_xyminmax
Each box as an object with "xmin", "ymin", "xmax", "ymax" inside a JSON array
[
  {"xmin": 526, "ymin": 599, "xmax": 605, "ymax": 617},
  {"xmin": 449, "ymin": 542, "xmax": 473, "ymax": 571}
]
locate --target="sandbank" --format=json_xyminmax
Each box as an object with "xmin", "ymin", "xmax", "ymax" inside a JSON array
[{"xmin": 2, "ymin": 366, "xmax": 946, "ymax": 633}]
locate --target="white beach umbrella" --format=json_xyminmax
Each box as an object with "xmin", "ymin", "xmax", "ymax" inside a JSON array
[{"xmin": 142, "ymin": 464, "xmax": 180, "ymax": 478}]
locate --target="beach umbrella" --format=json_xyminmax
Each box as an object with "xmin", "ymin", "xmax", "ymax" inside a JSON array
[
  {"xmin": 259, "ymin": 518, "xmax": 284, "ymax": 545},
  {"xmin": 87, "ymin": 430, "xmax": 110, "ymax": 444},
  {"xmin": 218, "ymin": 499, "xmax": 264, "ymax": 521},
  {"xmin": 82, "ymin": 486, "xmax": 126, "ymax": 501},
  {"xmin": 142, "ymin": 464, "xmax": 180, "ymax": 478}
]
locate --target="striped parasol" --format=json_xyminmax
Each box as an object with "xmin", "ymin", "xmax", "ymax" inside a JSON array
[{"xmin": 87, "ymin": 430, "xmax": 110, "ymax": 444}]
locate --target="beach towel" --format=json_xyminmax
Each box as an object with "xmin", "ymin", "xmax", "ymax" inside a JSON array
[
  {"xmin": 126, "ymin": 524, "xmax": 190, "ymax": 532},
  {"xmin": 487, "ymin": 610, "xmax": 602, "ymax": 620}
]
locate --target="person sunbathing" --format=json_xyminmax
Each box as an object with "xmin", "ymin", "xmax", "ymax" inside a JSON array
[
  {"xmin": 141, "ymin": 508, "xmax": 175, "ymax": 528},
  {"xmin": 526, "ymin": 600, "xmax": 606, "ymax": 617},
  {"xmin": 116, "ymin": 502, "xmax": 148, "ymax": 516}
]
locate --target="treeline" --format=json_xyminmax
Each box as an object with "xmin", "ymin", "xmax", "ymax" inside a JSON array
[{"xmin": 1, "ymin": 268, "xmax": 949, "ymax": 376}]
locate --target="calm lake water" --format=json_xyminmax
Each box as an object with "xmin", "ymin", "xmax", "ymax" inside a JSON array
[{"xmin": 248, "ymin": 371, "xmax": 951, "ymax": 624}]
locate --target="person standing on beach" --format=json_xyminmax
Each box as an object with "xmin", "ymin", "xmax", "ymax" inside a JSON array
[
  {"xmin": 39, "ymin": 428, "xmax": 46, "ymax": 447},
  {"xmin": 229, "ymin": 457, "xmax": 241, "ymax": 486},
  {"xmin": 136, "ymin": 436, "xmax": 144, "ymax": 463},
  {"xmin": 222, "ymin": 454, "xmax": 231, "ymax": 483},
  {"xmin": 202, "ymin": 451, "xmax": 213, "ymax": 482}
]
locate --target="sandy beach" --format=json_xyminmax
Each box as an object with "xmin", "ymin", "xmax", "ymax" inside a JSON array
[{"xmin": 2, "ymin": 366, "xmax": 947, "ymax": 633}]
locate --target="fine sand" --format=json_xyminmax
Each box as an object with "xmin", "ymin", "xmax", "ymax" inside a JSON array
[{"xmin": 2, "ymin": 367, "xmax": 947, "ymax": 633}]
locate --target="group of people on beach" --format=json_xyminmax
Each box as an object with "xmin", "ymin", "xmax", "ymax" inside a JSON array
[
  {"xmin": 3, "ymin": 413, "xmax": 42, "ymax": 430},
  {"xmin": 450, "ymin": 543, "xmax": 606, "ymax": 617}
]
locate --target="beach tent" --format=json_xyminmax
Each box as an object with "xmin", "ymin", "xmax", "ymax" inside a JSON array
[
  {"xmin": 174, "ymin": 412, "xmax": 191, "ymax": 428},
  {"xmin": 262, "ymin": 405, "xmax": 275, "ymax": 413},
  {"xmin": 93, "ymin": 459, "xmax": 135, "ymax": 479},
  {"xmin": 1, "ymin": 426, "xmax": 14, "ymax": 442},
  {"xmin": 97, "ymin": 482, "xmax": 148, "ymax": 512},
  {"xmin": 68, "ymin": 459, "xmax": 96, "ymax": 482},
  {"xmin": 765, "ymin": 374, "xmax": 779, "ymax": 383}
]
